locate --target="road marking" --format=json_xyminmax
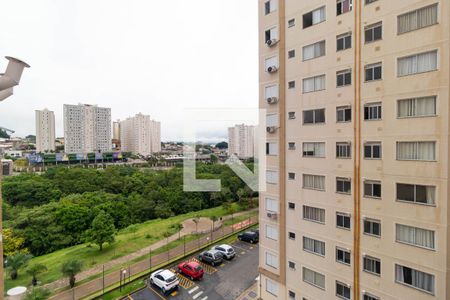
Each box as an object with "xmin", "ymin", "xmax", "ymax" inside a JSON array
[
  {"xmin": 147, "ymin": 286, "xmax": 166, "ymax": 300},
  {"xmin": 233, "ymin": 245, "xmax": 249, "ymax": 251},
  {"xmin": 241, "ymin": 251, "xmax": 246, "ymax": 255},
  {"xmin": 190, "ymin": 258, "xmax": 217, "ymax": 274},
  {"xmin": 128, "ymin": 296, "xmax": 133, "ymax": 300},
  {"xmin": 170, "ymin": 268, "xmax": 195, "ymax": 289},
  {"xmin": 189, "ymin": 286, "xmax": 200, "ymax": 294},
  {"xmin": 199, "ymin": 297, "xmax": 208, "ymax": 300},
  {"xmin": 193, "ymin": 291, "xmax": 204, "ymax": 299}
]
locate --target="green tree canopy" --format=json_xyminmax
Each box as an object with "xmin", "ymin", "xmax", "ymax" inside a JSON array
[
  {"xmin": 84, "ymin": 211, "xmax": 116, "ymax": 251},
  {"xmin": 61, "ymin": 259, "xmax": 83, "ymax": 288}
]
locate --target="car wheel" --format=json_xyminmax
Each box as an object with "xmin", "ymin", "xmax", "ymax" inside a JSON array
[
  {"xmin": 190, "ymin": 275, "xmax": 194, "ymax": 281},
  {"xmin": 212, "ymin": 262, "xmax": 215, "ymax": 267},
  {"xmin": 150, "ymin": 278, "xmax": 154, "ymax": 285},
  {"xmin": 162, "ymin": 287, "xmax": 166, "ymax": 294},
  {"xmin": 238, "ymin": 237, "xmax": 242, "ymax": 241}
]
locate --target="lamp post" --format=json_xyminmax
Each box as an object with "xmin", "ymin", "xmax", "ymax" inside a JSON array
[{"xmin": 0, "ymin": 56, "xmax": 29, "ymax": 297}]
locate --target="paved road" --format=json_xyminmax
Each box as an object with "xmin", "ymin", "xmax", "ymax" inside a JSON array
[{"xmin": 130, "ymin": 239, "xmax": 259, "ymax": 300}]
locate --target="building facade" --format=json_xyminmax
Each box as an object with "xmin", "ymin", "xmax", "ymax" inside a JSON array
[
  {"xmin": 259, "ymin": 1, "xmax": 449, "ymax": 300},
  {"xmin": 35, "ymin": 108, "xmax": 55, "ymax": 152},
  {"xmin": 228, "ymin": 124, "xmax": 255, "ymax": 159},
  {"xmin": 120, "ymin": 113, "xmax": 161, "ymax": 156},
  {"xmin": 63, "ymin": 104, "xmax": 111, "ymax": 154}
]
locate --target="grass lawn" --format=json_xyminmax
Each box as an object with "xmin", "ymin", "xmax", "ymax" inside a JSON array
[{"xmin": 4, "ymin": 203, "xmax": 244, "ymax": 291}]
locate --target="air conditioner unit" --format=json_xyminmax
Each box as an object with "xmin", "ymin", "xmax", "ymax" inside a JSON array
[
  {"xmin": 267, "ymin": 66, "xmax": 278, "ymax": 73},
  {"xmin": 266, "ymin": 38, "xmax": 279, "ymax": 47},
  {"xmin": 267, "ymin": 212, "xmax": 278, "ymax": 220},
  {"xmin": 266, "ymin": 126, "xmax": 277, "ymax": 133},
  {"xmin": 266, "ymin": 97, "xmax": 278, "ymax": 104}
]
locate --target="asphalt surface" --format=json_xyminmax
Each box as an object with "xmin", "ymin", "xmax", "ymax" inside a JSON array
[{"xmin": 129, "ymin": 240, "xmax": 259, "ymax": 300}]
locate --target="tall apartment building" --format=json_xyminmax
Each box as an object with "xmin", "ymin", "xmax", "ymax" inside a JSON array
[
  {"xmin": 120, "ymin": 113, "xmax": 161, "ymax": 156},
  {"xmin": 228, "ymin": 124, "xmax": 255, "ymax": 159},
  {"xmin": 113, "ymin": 120, "xmax": 121, "ymax": 140},
  {"xmin": 63, "ymin": 104, "xmax": 111, "ymax": 154},
  {"xmin": 35, "ymin": 108, "xmax": 55, "ymax": 152},
  {"xmin": 259, "ymin": 1, "xmax": 448, "ymax": 300}
]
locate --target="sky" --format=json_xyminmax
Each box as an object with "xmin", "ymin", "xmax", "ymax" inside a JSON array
[{"xmin": 0, "ymin": 0, "xmax": 259, "ymax": 143}]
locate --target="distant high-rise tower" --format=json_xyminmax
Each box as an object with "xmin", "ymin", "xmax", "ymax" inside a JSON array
[
  {"xmin": 113, "ymin": 120, "xmax": 121, "ymax": 140},
  {"xmin": 35, "ymin": 108, "xmax": 55, "ymax": 153},
  {"xmin": 120, "ymin": 113, "xmax": 161, "ymax": 156},
  {"xmin": 228, "ymin": 124, "xmax": 255, "ymax": 159},
  {"xmin": 63, "ymin": 104, "xmax": 111, "ymax": 154}
]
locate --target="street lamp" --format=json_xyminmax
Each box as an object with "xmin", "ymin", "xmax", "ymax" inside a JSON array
[
  {"xmin": 119, "ymin": 269, "xmax": 127, "ymax": 291},
  {"xmin": 0, "ymin": 56, "xmax": 30, "ymax": 297}
]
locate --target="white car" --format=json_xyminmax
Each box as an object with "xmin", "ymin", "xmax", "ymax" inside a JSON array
[
  {"xmin": 149, "ymin": 269, "xmax": 179, "ymax": 294},
  {"xmin": 211, "ymin": 244, "xmax": 236, "ymax": 260}
]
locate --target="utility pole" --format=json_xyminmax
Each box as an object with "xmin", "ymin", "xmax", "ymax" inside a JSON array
[{"xmin": 0, "ymin": 56, "xmax": 30, "ymax": 297}]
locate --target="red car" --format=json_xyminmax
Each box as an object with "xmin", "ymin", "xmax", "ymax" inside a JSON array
[{"xmin": 177, "ymin": 261, "xmax": 204, "ymax": 280}]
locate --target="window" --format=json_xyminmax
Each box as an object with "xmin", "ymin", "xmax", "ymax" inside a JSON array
[
  {"xmin": 336, "ymin": 281, "xmax": 351, "ymax": 300},
  {"xmin": 396, "ymin": 224, "xmax": 435, "ymax": 249},
  {"xmin": 364, "ymin": 142, "xmax": 381, "ymax": 159},
  {"xmin": 397, "ymin": 183, "xmax": 435, "ymax": 205},
  {"xmin": 303, "ymin": 205, "xmax": 325, "ymax": 223},
  {"xmin": 266, "ymin": 170, "xmax": 278, "ymax": 184},
  {"xmin": 288, "ymin": 111, "xmax": 296, "ymax": 119},
  {"xmin": 365, "ymin": 22, "xmax": 382, "ymax": 43},
  {"xmin": 363, "ymin": 256, "xmax": 381, "ymax": 275},
  {"xmin": 266, "ymin": 224, "xmax": 279, "ymax": 241},
  {"xmin": 395, "ymin": 264, "xmax": 435, "ymax": 294},
  {"xmin": 266, "ymin": 113, "xmax": 278, "ymax": 127},
  {"xmin": 264, "ymin": 0, "xmax": 277, "ymax": 15},
  {"xmin": 363, "ymin": 218, "xmax": 381, "ymax": 237},
  {"xmin": 303, "ymin": 109, "xmax": 325, "ymax": 124},
  {"xmin": 288, "ymin": 290, "xmax": 296, "ymax": 300},
  {"xmin": 265, "ymin": 197, "xmax": 278, "ymax": 212},
  {"xmin": 303, "ymin": 174, "xmax": 325, "ymax": 191},
  {"xmin": 364, "ymin": 180, "xmax": 381, "ymax": 198},
  {"xmin": 265, "ymin": 27, "xmax": 278, "ymax": 44},
  {"xmin": 303, "ymin": 236, "xmax": 325, "ymax": 256},
  {"xmin": 288, "ymin": 81, "xmax": 296, "ymax": 89},
  {"xmin": 266, "ymin": 278, "xmax": 279, "ymax": 296},
  {"xmin": 336, "ymin": 212, "xmax": 351, "ymax": 229},
  {"xmin": 365, "ymin": 0, "xmax": 378, "ymax": 4},
  {"xmin": 336, "ymin": 177, "xmax": 351, "ymax": 194},
  {"xmin": 303, "ymin": 75, "xmax": 326, "ymax": 93},
  {"xmin": 266, "ymin": 142, "xmax": 278, "ymax": 155},
  {"xmin": 363, "ymin": 294, "xmax": 379, "ymax": 300},
  {"xmin": 303, "ymin": 6, "xmax": 326, "ymax": 29},
  {"xmin": 337, "ymin": 69, "xmax": 351, "ymax": 87},
  {"xmin": 265, "ymin": 85, "xmax": 278, "ymax": 100},
  {"xmin": 288, "ymin": 142, "xmax": 296, "ymax": 150},
  {"xmin": 365, "ymin": 63, "xmax": 382, "ymax": 81},
  {"xmin": 337, "ymin": 106, "xmax": 351, "ymax": 122},
  {"xmin": 288, "ymin": 18, "xmax": 295, "ymax": 28},
  {"xmin": 398, "ymin": 4, "xmax": 438, "ymax": 34},
  {"xmin": 398, "ymin": 50, "xmax": 438, "ymax": 77},
  {"xmin": 266, "ymin": 252, "xmax": 278, "ymax": 269},
  {"xmin": 337, "ymin": 32, "xmax": 352, "ymax": 51},
  {"xmin": 303, "ymin": 267, "xmax": 325, "ymax": 289},
  {"xmin": 397, "ymin": 96, "xmax": 436, "ymax": 118},
  {"xmin": 288, "ymin": 172, "xmax": 296, "ymax": 180},
  {"xmin": 288, "ymin": 261, "xmax": 296, "ymax": 270},
  {"xmin": 288, "ymin": 49, "xmax": 296, "ymax": 59},
  {"xmin": 336, "ymin": 142, "xmax": 351, "ymax": 158},
  {"xmin": 396, "ymin": 141, "xmax": 436, "ymax": 161},
  {"xmin": 337, "ymin": 0, "xmax": 352, "ymax": 16},
  {"xmin": 265, "ymin": 56, "xmax": 278, "ymax": 72},
  {"xmin": 303, "ymin": 40, "xmax": 326, "ymax": 61},
  {"xmin": 336, "ymin": 247, "xmax": 351, "ymax": 265},
  {"xmin": 289, "ymin": 232, "xmax": 296, "ymax": 240},
  {"xmin": 288, "ymin": 202, "xmax": 295, "ymax": 210},
  {"xmin": 364, "ymin": 102, "xmax": 382, "ymax": 120},
  {"xmin": 303, "ymin": 142, "xmax": 325, "ymax": 157}
]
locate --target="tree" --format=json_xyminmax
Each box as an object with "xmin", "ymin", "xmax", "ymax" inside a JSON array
[
  {"xmin": 192, "ymin": 216, "xmax": 200, "ymax": 234},
  {"xmin": 173, "ymin": 223, "xmax": 183, "ymax": 240},
  {"xmin": 84, "ymin": 211, "xmax": 116, "ymax": 251},
  {"xmin": 24, "ymin": 286, "xmax": 51, "ymax": 300},
  {"xmin": 210, "ymin": 154, "xmax": 218, "ymax": 163},
  {"xmin": 223, "ymin": 201, "xmax": 236, "ymax": 224},
  {"xmin": 26, "ymin": 263, "xmax": 48, "ymax": 286},
  {"xmin": 215, "ymin": 141, "xmax": 228, "ymax": 149},
  {"xmin": 3, "ymin": 228, "xmax": 28, "ymax": 257},
  {"xmin": 6, "ymin": 252, "xmax": 32, "ymax": 280},
  {"xmin": 0, "ymin": 128, "xmax": 10, "ymax": 138},
  {"xmin": 61, "ymin": 259, "xmax": 83, "ymax": 288},
  {"xmin": 209, "ymin": 215, "xmax": 218, "ymax": 232}
]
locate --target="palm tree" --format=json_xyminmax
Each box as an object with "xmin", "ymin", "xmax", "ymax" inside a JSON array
[
  {"xmin": 6, "ymin": 252, "xmax": 32, "ymax": 280},
  {"xmin": 209, "ymin": 215, "xmax": 218, "ymax": 232},
  {"xmin": 26, "ymin": 263, "xmax": 48, "ymax": 286},
  {"xmin": 163, "ymin": 231, "xmax": 172, "ymax": 260},
  {"xmin": 173, "ymin": 223, "xmax": 183, "ymax": 240},
  {"xmin": 192, "ymin": 216, "xmax": 200, "ymax": 234},
  {"xmin": 61, "ymin": 259, "xmax": 83, "ymax": 288}
]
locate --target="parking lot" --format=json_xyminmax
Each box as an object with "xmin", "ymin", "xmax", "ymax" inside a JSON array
[{"xmin": 129, "ymin": 239, "xmax": 259, "ymax": 300}]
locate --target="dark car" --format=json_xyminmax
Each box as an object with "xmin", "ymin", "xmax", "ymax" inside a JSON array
[
  {"xmin": 177, "ymin": 261, "xmax": 204, "ymax": 280},
  {"xmin": 198, "ymin": 249, "xmax": 223, "ymax": 266},
  {"xmin": 238, "ymin": 231, "xmax": 259, "ymax": 243}
]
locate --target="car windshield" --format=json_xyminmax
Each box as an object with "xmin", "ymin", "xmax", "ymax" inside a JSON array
[
  {"xmin": 227, "ymin": 248, "xmax": 233, "ymax": 253},
  {"xmin": 166, "ymin": 276, "xmax": 177, "ymax": 283},
  {"xmin": 194, "ymin": 266, "xmax": 202, "ymax": 272}
]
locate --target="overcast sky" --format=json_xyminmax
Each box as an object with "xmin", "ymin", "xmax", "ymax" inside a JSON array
[{"xmin": 0, "ymin": 0, "xmax": 259, "ymax": 142}]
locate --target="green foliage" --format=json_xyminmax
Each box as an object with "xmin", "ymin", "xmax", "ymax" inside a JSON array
[
  {"xmin": 61, "ymin": 259, "xmax": 83, "ymax": 288},
  {"xmin": 3, "ymin": 228, "xmax": 28, "ymax": 256},
  {"xmin": 24, "ymin": 286, "xmax": 51, "ymax": 300},
  {"xmin": 215, "ymin": 141, "xmax": 228, "ymax": 149},
  {"xmin": 84, "ymin": 211, "xmax": 116, "ymax": 251},
  {"xmin": 6, "ymin": 252, "xmax": 32, "ymax": 280},
  {"xmin": 0, "ymin": 128, "xmax": 10, "ymax": 138},
  {"xmin": 26, "ymin": 263, "xmax": 48, "ymax": 286}
]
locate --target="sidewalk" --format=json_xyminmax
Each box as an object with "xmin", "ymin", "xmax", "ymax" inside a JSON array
[{"xmin": 236, "ymin": 282, "xmax": 258, "ymax": 300}]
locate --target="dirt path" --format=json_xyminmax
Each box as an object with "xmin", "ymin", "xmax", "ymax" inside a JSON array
[{"xmin": 43, "ymin": 209, "xmax": 257, "ymax": 291}]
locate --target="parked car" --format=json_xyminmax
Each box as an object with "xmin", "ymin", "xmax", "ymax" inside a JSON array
[
  {"xmin": 177, "ymin": 261, "xmax": 204, "ymax": 280},
  {"xmin": 238, "ymin": 231, "xmax": 259, "ymax": 243},
  {"xmin": 251, "ymin": 228, "xmax": 259, "ymax": 237},
  {"xmin": 211, "ymin": 244, "xmax": 236, "ymax": 260},
  {"xmin": 198, "ymin": 249, "xmax": 223, "ymax": 266},
  {"xmin": 149, "ymin": 269, "xmax": 179, "ymax": 294}
]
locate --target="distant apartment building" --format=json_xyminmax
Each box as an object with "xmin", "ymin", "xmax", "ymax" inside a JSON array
[
  {"xmin": 63, "ymin": 104, "xmax": 111, "ymax": 154},
  {"xmin": 259, "ymin": 1, "xmax": 449, "ymax": 300},
  {"xmin": 228, "ymin": 124, "xmax": 255, "ymax": 159},
  {"xmin": 120, "ymin": 113, "xmax": 161, "ymax": 156},
  {"xmin": 35, "ymin": 108, "xmax": 55, "ymax": 152},
  {"xmin": 113, "ymin": 120, "xmax": 121, "ymax": 140}
]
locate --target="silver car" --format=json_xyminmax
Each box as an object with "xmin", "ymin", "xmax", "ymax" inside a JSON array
[{"xmin": 211, "ymin": 244, "xmax": 236, "ymax": 260}]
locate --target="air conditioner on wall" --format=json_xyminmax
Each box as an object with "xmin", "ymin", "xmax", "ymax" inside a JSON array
[
  {"xmin": 267, "ymin": 66, "xmax": 278, "ymax": 73},
  {"xmin": 266, "ymin": 126, "xmax": 277, "ymax": 133},
  {"xmin": 266, "ymin": 38, "xmax": 279, "ymax": 47},
  {"xmin": 266, "ymin": 97, "xmax": 278, "ymax": 104},
  {"xmin": 267, "ymin": 212, "xmax": 278, "ymax": 220}
]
